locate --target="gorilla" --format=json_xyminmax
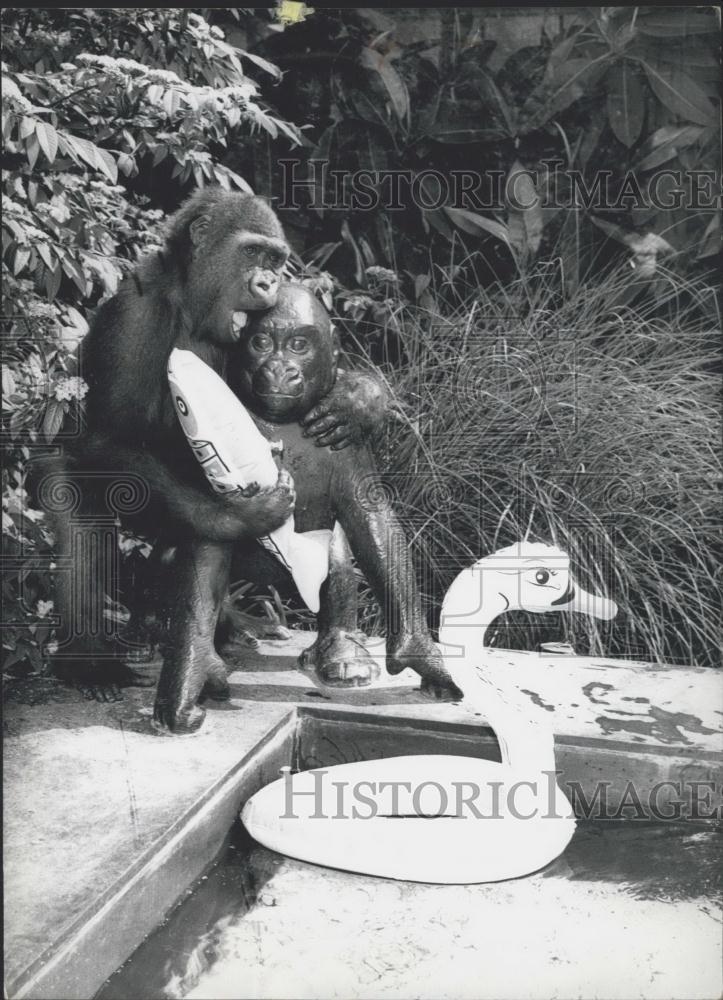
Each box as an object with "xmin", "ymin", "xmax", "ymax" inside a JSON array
[
  {"xmin": 42, "ymin": 190, "xmax": 387, "ymax": 702},
  {"xmin": 153, "ymin": 284, "xmax": 460, "ymax": 733}
]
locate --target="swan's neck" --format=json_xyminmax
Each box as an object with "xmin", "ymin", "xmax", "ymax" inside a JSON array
[
  {"xmin": 439, "ymin": 585, "xmax": 514, "ymax": 658},
  {"xmin": 440, "ymin": 574, "xmax": 557, "ymax": 776}
]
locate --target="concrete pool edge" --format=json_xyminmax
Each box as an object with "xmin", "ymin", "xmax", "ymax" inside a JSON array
[
  {"xmin": 6, "ymin": 646, "xmax": 721, "ymax": 1000},
  {"xmin": 8, "ymin": 712, "xmax": 298, "ymax": 1000},
  {"xmin": 12, "ymin": 706, "xmax": 721, "ymax": 999}
]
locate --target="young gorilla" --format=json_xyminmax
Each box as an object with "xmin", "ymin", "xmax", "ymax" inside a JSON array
[
  {"xmin": 154, "ymin": 284, "xmax": 460, "ymax": 733},
  {"xmin": 45, "ymin": 189, "xmax": 387, "ymax": 701}
]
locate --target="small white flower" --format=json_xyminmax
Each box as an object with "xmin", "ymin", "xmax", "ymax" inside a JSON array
[{"xmin": 53, "ymin": 376, "xmax": 88, "ymax": 402}]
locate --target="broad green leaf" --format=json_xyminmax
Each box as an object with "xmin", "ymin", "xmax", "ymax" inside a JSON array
[
  {"xmin": 25, "ymin": 131, "xmax": 40, "ymax": 169},
  {"xmin": 95, "ymin": 148, "xmax": 118, "ymax": 183},
  {"xmin": 606, "ymin": 61, "xmax": 645, "ymax": 147},
  {"xmin": 275, "ymin": 118, "xmax": 303, "ymax": 146},
  {"xmin": 65, "ymin": 135, "xmax": 99, "ymax": 171},
  {"xmin": 2, "ymin": 365, "xmax": 17, "ymax": 399},
  {"xmin": 65, "ymin": 134, "xmax": 117, "ymax": 182},
  {"xmin": 476, "ymin": 72, "xmax": 514, "ymax": 135},
  {"xmin": 2, "ymin": 75, "xmax": 22, "ymax": 100},
  {"xmin": 162, "ymin": 88, "xmax": 181, "ymax": 118},
  {"xmin": 544, "ymin": 34, "xmax": 578, "ymax": 80},
  {"xmin": 19, "ymin": 116, "xmax": 36, "ymax": 139},
  {"xmin": 240, "ymin": 49, "xmax": 282, "ymax": 80},
  {"xmin": 44, "ymin": 263, "xmax": 62, "ymax": 301},
  {"xmin": 61, "ymin": 256, "xmax": 88, "ymax": 295},
  {"xmin": 35, "ymin": 122, "xmax": 58, "ymax": 164},
  {"xmin": 13, "ymin": 247, "xmax": 30, "ymax": 275},
  {"xmin": 635, "ymin": 124, "xmax": 704, "ymax": 171},
  {"xmin": 37, "ymin": 243, "xmax": 55, "ymax": 270},
  {"xmin": 117, "ymin": 152, "xmax": 136, "ymax": 176},
  {"xmin": 3, "ymin": 218, "xmax": 24, "ymax": 241},
  {"xmin": 42, "ymin": 399, "xmax": 67, "ymax": 443},
  {"xmin": 360, "ymin": 47, "xmax": 409, "ymax": 125},
  {"xmin": 443, "ymin": 206, "xmax": 512, "ymax": 248},
  {"xmin": 506, "ymin": 211, "xmax": 526, "ymax": 255},
  {"xmin": 640, "ymin": 60, "xmax": 717, "ymax": 127},
  {"xmin": 505, "ymin": 161, "xmax": 543, "ymax": 255},
  {"xmin": 545, "ymin": 56, "xmax": 610, "ymax": 116}
]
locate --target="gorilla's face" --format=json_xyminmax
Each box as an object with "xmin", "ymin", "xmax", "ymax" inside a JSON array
[{"xmin": 233, "ymin": 285, "xmax": 339, "ymax": 423}]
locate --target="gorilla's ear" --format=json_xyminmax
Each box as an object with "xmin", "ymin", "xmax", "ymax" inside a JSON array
[
  {"xmin": 330, "ymin": 323, "xmax": 341, "ymax": 364},
  {"xmin": 189, "ymin": 213, "xmax": 210, "ymax": 249}
]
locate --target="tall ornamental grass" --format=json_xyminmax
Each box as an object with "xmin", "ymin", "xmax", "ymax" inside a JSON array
[{"xmin": 346, "ymin": 259, "xmax": 720, "ymax": 668}]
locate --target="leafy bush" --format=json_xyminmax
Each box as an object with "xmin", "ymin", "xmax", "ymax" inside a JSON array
[{"xmin": 257, "ymin": 6, "xmax": 720, "ymax": 290}]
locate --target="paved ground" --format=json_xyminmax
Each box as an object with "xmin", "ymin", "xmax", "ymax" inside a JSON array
[{"xmin": 4, "ymin": 634, "xmax": 722, "ymax": 999}]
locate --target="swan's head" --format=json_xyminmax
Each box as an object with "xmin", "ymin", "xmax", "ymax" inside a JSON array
[
  {"xmin": 439, "ymin": 541, "xmax": 618, "ymax": 654},
  {"xmin": 489, "ymin": 541, "xmax": 617, "ymax": 620}
]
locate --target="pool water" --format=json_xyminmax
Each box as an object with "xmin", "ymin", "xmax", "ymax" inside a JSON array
[{"xmin": 97, "ymin": 818, "xmax": 722, "ymax": 1000}]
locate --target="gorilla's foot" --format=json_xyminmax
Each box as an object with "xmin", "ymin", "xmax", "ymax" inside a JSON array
[
  {"xmin": 152, "ymin": 701, "xmax": 206, "ymax": 735},
  {"xmin": 153, "ymin": 650, "xmax": 231, "ymax": 734},
  {"xmin": 200, "ymin": 655, "xmax": 231, "ymax": 702},
  {"xmin": 53, "ymin": 655, "xmax": 156, "ymax": 703},
  {"xmin": 299, "ymin": 628, "xmax": 380, "ymax": 687},
  {"xmin": 386, "ymin": 633, "xmax": 463, "ymax": 701}
]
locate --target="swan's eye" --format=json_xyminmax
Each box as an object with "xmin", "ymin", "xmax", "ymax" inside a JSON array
[{"xmin": 535, "ymin": 569, "xmax": 550, "ymax": 585}]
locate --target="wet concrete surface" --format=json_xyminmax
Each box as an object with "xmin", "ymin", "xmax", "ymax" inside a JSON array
[
  {"xmin": 98, "ymin": 819, "xmax": 722, "ymax": 1000},
  {"xmin": 5, "ymin": 641, "xmax": 722, "ymax": 999}
]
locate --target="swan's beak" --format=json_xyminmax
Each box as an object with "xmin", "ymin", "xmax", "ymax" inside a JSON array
[{"xmin": 551, "ymin": 580, "xmax": 618, "ymax": 620}]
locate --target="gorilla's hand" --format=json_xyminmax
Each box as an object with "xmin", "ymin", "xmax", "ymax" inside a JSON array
[
  {"xmin": 224, "ymin": 467, "xmax": 295, "ymax": 537},
  {"xmin": 300, "ymin": 370, "xmax": 390, "ymax": 450}
]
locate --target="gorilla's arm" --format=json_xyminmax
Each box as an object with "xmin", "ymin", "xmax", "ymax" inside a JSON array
[
  {"xmin": 300, "ymin": 365, "xmax": 391, "ymax": 450},
  {"xmin": 79, "ymin": 434, "xmax": 295, "ymax": 542}
]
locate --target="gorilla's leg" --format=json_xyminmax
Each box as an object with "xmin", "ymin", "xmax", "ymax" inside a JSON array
[
  {"xmin": 153, "ymin": 540, "xmax": 232, "ymax": 734},
  {"xmin": 299, "ymin": 523, "xmax": 380, "ymax": 687},
  {"xmin": 338, "ymin": 473, "xmax": 461, "ymax": 700}
]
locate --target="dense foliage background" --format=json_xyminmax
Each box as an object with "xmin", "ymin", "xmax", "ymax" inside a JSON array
[{"xmin": 2, "ymin": 7, "xmax": 720, "ymax": 679}]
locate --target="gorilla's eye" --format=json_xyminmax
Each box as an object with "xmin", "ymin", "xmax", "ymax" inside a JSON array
[
  {"xmin": 534, "ymin": 569, "xmax": 551, "ymax": 585},
  {"xmin": 289, "ymin": 337, "xmax": 309, "ymax": 353},
  {"xmin": 243, "ymin": 245, "xmax": 259, "ymax": 259},
  {"xmin": 250, "ymin": 334, "xmax": 272, "ymax": 352},
  {"xmin": 268, "ymin": 252, "xmax": 284, "ymax": 270}
]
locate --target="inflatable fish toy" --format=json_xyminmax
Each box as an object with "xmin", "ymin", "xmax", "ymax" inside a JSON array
[{"xmin": 167, "ymin": 347, "xmax": 331, "ymax": 612}]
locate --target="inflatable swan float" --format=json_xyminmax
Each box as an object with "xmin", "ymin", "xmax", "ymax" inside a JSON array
[{"xmin": 242, "ymin": 543, "xmax": 618, "ymax": 883}]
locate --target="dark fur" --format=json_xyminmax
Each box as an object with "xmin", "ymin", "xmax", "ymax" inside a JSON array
[{"xmin": 44, "ymin": 190, "xmax": 295, "ymax": 699}]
